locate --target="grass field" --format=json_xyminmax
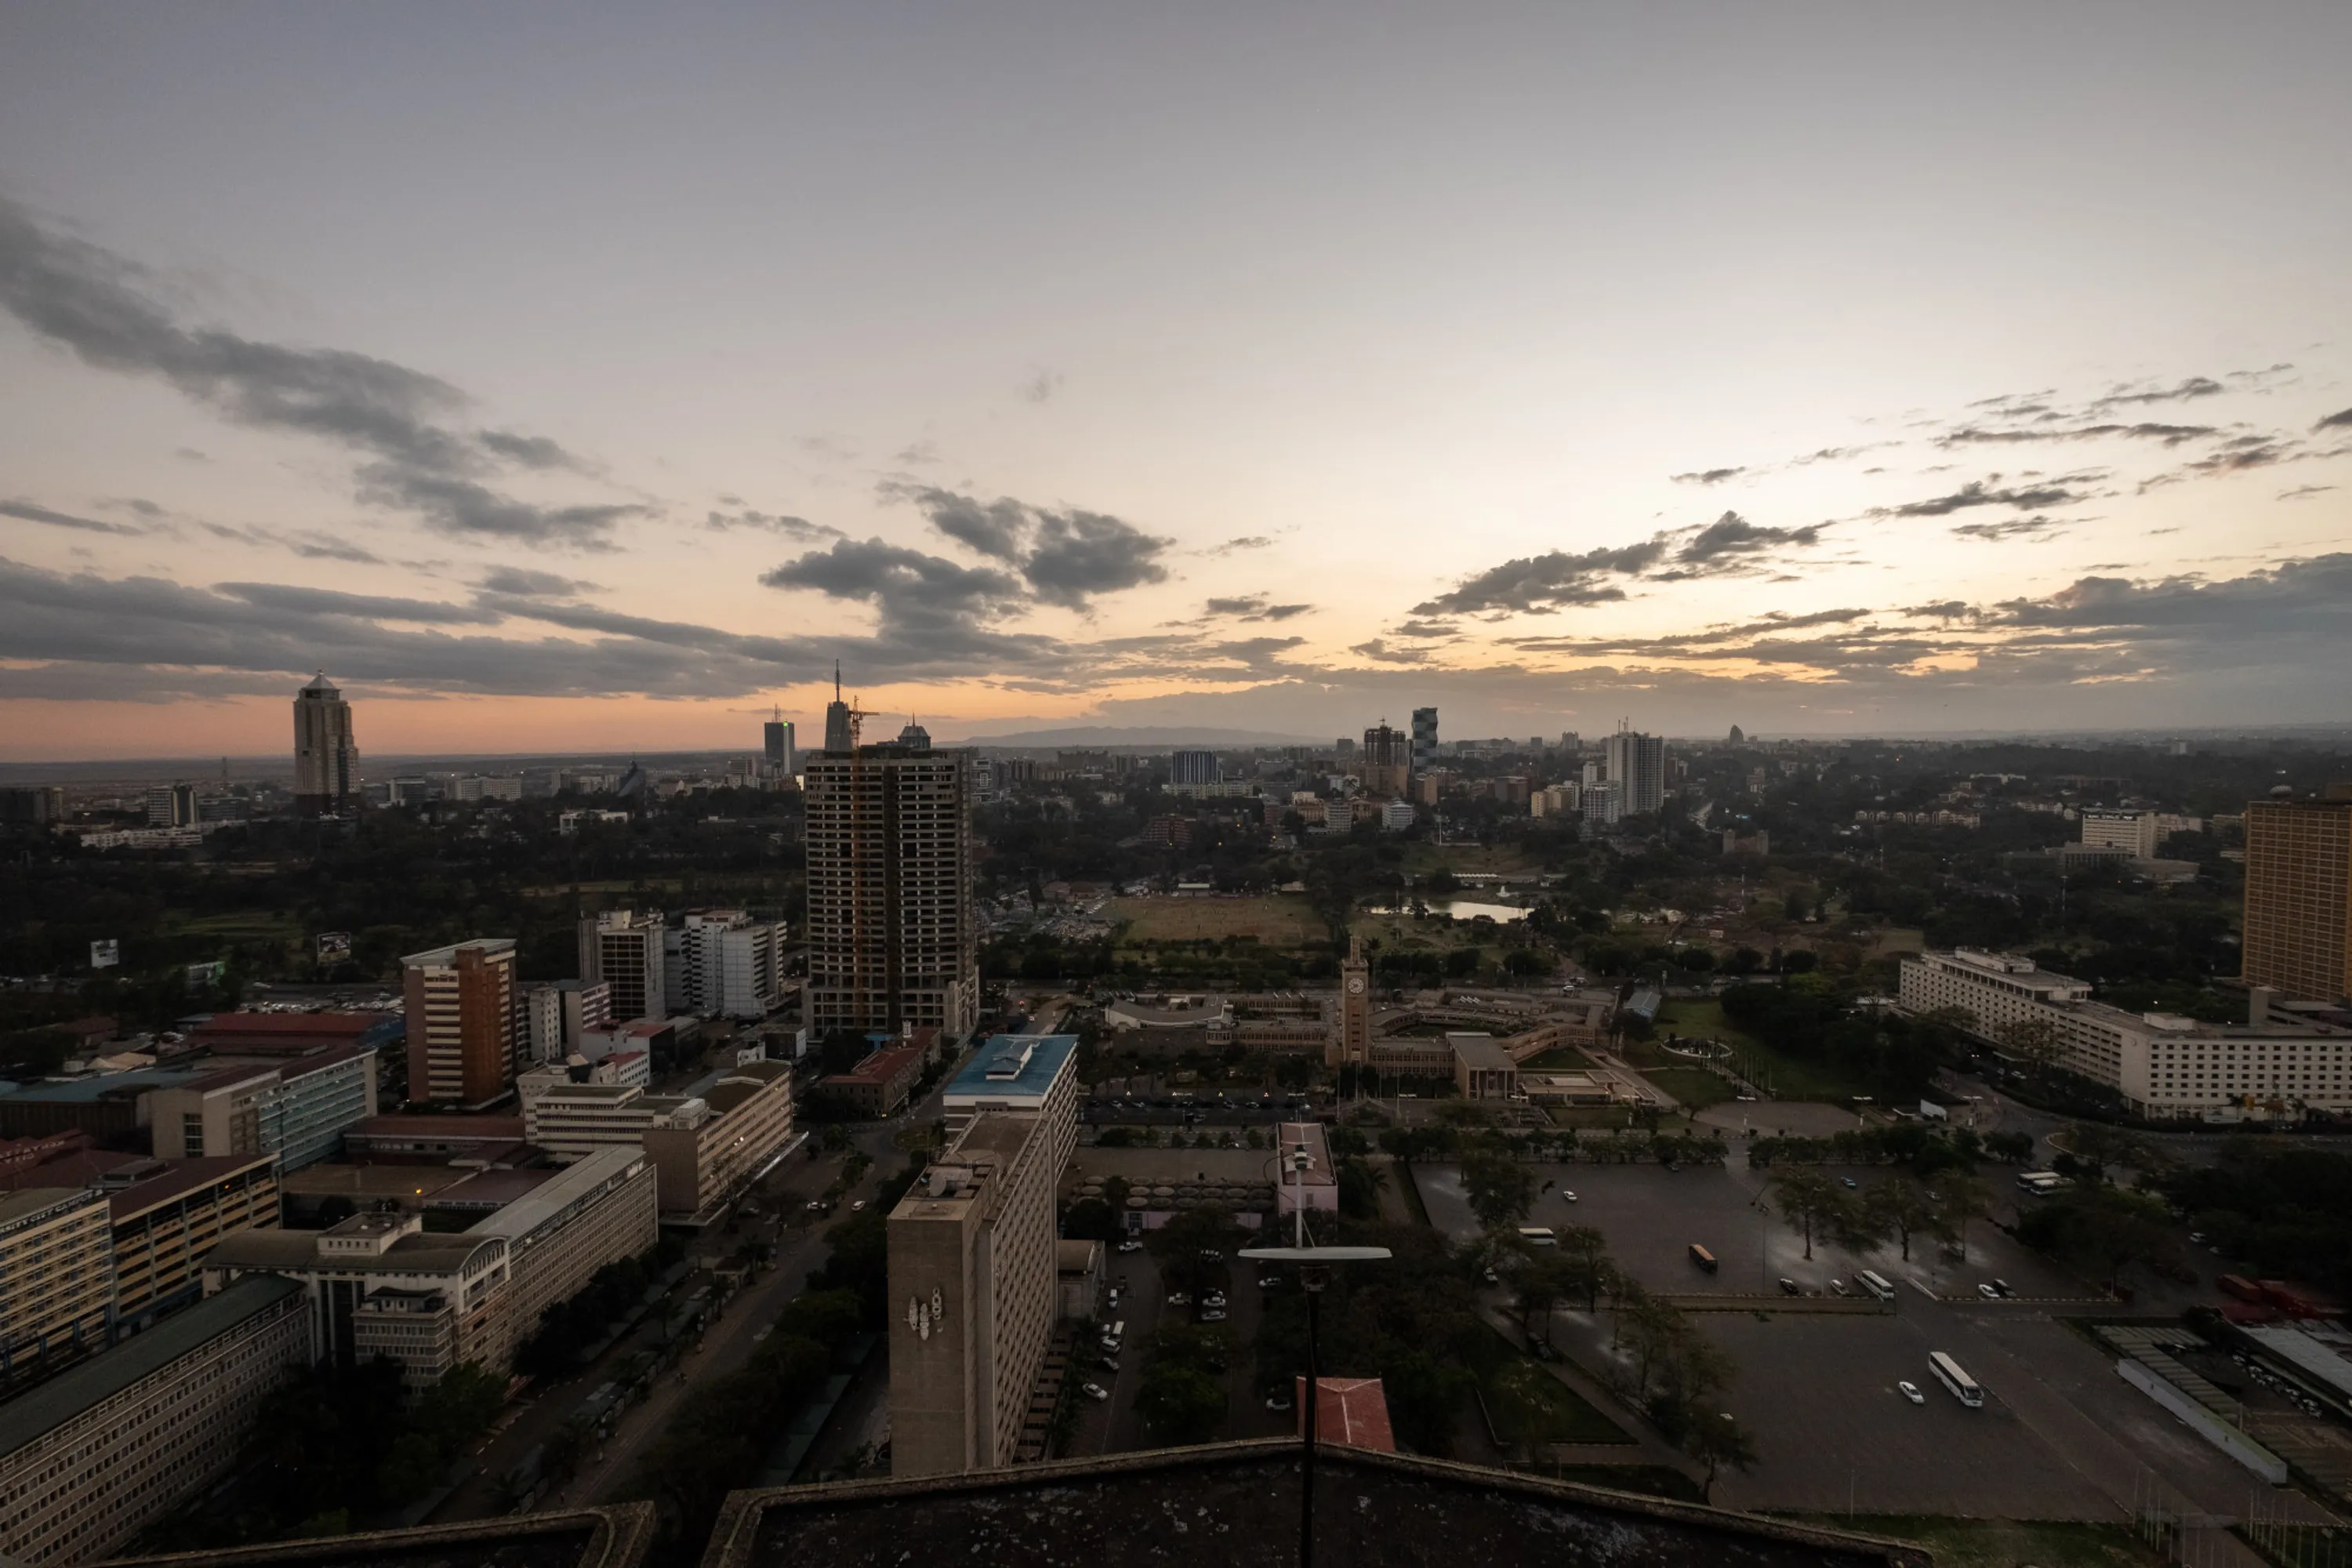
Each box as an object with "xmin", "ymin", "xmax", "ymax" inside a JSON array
[
  {"xmin": 1469, "ymin": 1328, "xmax": 1632, "ymax": 1446},
  {"xmin": 1109, "ymin": 895, "xmax": 1323, "ymax": 946},
  {"xmin": 1653, "ymin": 996, "xmax": 1865, "ymax": 1103},
  {"xmin": 1778, "ymin": 1517, "xmax": 2164, "ymax": 1568},
  {"xmin": 1639, "ymin": 1066, "xmax": 1735, "ymax": 1111}
]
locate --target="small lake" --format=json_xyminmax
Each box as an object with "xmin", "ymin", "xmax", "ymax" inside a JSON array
[{"xmin": 1371, "ymin": 899, "xmax": 1530, "ymax": 924}]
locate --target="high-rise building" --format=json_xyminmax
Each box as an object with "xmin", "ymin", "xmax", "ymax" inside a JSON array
[
  {"xmin": 292, "ymin": 673, "xmax": 360, "ymax": 817},
  {"xmin": 520, "ymin": 978, "xmax": 612, "ymax": 1064},
  {"xmin": 804, "ymin": 741, "xmax": 978, "ymax": 1040},
  {"xmin": 764, "ymin": 710, "xmax": 797, "ymax": 779},
  {"xmin": 143, "ymin": 782, "xmax": 195, "ymax": 829},
  {"xmin": 400, "ymin": 938, "xmax": 518, "ymax": 1109},
  {"xmin": 0, "ymin": 786, "xmax": 66, "ymax": 825},
  {"xmin": 2243, "ymin": 791, "xmax": 2352, "ymax": 1005},
  {"xmin": 1602, "ymin": 726, "xmax": 1665, "ymax": 816},
  {"xmin": 1410, "ymin": 708, "xmax": 1439, "ymax": 775},
  {"xmin": 670, "ymin": 911, "xmax": 786, "ymax": 1018},
  {"xmin": 1168, "ymin": 749, "xmax": 1220, "ymax": 786},
  {"xmin": 822, "ymin": 661, "xmax": 855, "ymax": 753},
  {"xmin": 1361, "ymin": 723, "xmax": 1410, "ymax": 797},
  {"xmin": 888, "ymin": 1036, "xmax": 1078, "ymax": 1475},
  {"xmin": 580, "ymin": 909, "xmax": 667, "ymax": 1024}
]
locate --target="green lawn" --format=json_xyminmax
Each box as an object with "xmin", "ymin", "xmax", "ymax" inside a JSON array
[
  {"xmin": 1639, "ymin": 1067, "xmax": 1734, "ymax": 1111},
  {"xmin": 1778, "ymin": 1516, "xmax": 2165, "ymax": 1568},
  {"xmin": 1469, "ymin": 1329, "xmax": 1632, "ymax": 1446},
  {"xmin": 1654, "ymin": 997, "xmax": 1866, "ymax": 1103}
]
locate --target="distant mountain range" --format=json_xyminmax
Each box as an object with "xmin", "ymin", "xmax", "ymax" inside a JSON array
[{"xmin": 951, "ymin": 724, "xmax": 1327, "ymax": 750}]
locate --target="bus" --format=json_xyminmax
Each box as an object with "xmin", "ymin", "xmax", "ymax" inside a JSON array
[
  {"xmin": 1689, "ymin": 1243, "xmax": 1719, "ymax": 1274},
  {"xmin": 1856, "ymin": 1269, "xmax": 1895, "ymax": 1301},
  {"xmin": 1518, "ymin": 1227, "xmax": 1558, "ymax": 1247},
  {"xmin": 2016, "ymin": 1171, "xmax": 2066, "ymax": 1196},
  {"xmin": 1928, "ymin": 1351, "xmax": 1984, "ymax": 1407}
]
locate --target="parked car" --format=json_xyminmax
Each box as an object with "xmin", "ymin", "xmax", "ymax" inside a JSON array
[
  {"xmin": 1991, "ymin": 1279, "xmax": 2014, "ymax": 1297},
  {"xmin": 1167, "ymin": 1291, "xmax": 1191, "ymax": 1307},
  {"xmin": 1083, "ymin": 1383, "xmax": 1109, "ymax": 1402},
  {"xmin": 1778, "ymin": 1278, "xmax": 1801, "ymax": 1296},
  {"xmin": 851, "ymin": 1200, "xmax": 867, "ymax": 1211},
  {"xmin": 1977, "ymin": 1283, "xmax": 2002, "ymax": 1299},
  {"xmin": 1117, "ymin": 1240, "xmax": 1144, "ymax": 1253},
  {"xmin": 1841, "ymin": 1178, "xmax": 1859, "ymax": 1190},
  {"xmin": 1265, "ymin": 1391, "xmax": 1294, "ymax": 1412},
  {"xmin": 1201, "ymin": 1308, "xmax": 1229, "ymax": 1323},
  {"xmin": 1559, "ymin": 1190, "xmax": 1577, "ymax": 1203},
  {"xmin": 1898, "ymin": 1381, "xmax": 1925, "ymax": 1404}
]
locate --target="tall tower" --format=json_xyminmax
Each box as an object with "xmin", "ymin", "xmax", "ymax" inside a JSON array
[
  {"xmin": 804, "ymin": 731, "xmax": 978, "ymax": 1040},
  {"xmin": 1328, "ymin": 935, "xmax": 1371, "ymax": 1068},
  {"xmin": 1361, "ymin": 722, "xmax": 1410, "ymax": 798},
  {"xmin": 764, "ymin": 707, "xmax": 797, "ymax": 779},
  {"xmin": 823, "ymin": 662, "xmax": 855, "ymax": 753},
  {"xmin": 2243, "ymin": 789, "xmax": 2352, "ymax": 1005},
  {"xmin": 1603, "ymin": 723, "xmax": 1665, "ymax": 816},
  {"xmin": 292, "ymin": 673, "xmax": 360, "ymax": 816},
  {"xmin": 400, "ymin": 938, "xmax": 517, "ymax": 1109},
  {"xmin": 1410, "ymin": 707, "xmax": 1439, "ymax": 775}
]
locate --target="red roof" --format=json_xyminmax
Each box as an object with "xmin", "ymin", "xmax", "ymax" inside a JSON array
[
  {"xmin": 826, "ymin": 1045, "xmax": 923, "ymax": 1087},
  {"xmin": 1294, "ymin": 1377, "xmax": 1395, "ymax": 1451}
]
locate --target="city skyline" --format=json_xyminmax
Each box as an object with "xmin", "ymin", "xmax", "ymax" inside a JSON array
[{"xmin": 4, "ymin": 5, "xmax": 2351, "ymax": 760}]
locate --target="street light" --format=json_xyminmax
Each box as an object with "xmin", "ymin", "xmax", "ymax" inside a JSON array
[{"xmin": 1240, "ymin": 1139, "xmax": 1391, "ymax": 1568}]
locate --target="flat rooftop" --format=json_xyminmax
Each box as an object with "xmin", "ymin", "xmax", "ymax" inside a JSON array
[
  {"xmin": 100, "ymin": 1504, "xmax": 654, "ymax": 1568},
  {"xmin": 944, "ymin": 1034, "xmax": 1076, "ymax": 1100}
]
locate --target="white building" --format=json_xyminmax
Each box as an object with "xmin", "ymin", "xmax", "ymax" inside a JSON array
[
  {"xmin": 1602, "ymin": 728, "xmax": 1665, "ymax": 816},
  {"xmin": 2080, "ymin": 808, "xmax": 2160, "ymax": 858},
  {"xmin": 1900, "ymin": 949, "xmax": 2352, "ymax": 1120},
  {"xmin": 665, "ymin": 910, "xmax": 786, "ymax": 1018},
  {"xmin": 519, "ymin": 978, "xmax": 612, "ymax": 1065},
  {"xmin": 1380, "ymin": 799, "xmax": 1416, "ymax": 833},
  {"xmin": 580, "ymin": 909, "xmax": 666, "ymax": 1024}
]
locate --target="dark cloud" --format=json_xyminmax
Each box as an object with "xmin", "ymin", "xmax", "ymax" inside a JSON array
[
  {"xmin": 1348, "ymin": 637, "xmax": 1433, "ymax": 666},
  {"xmin": 2, "ymin": 499, "xmax": 147, "ymax": 536},
  {"xmin": 0, "ymin": 196, "xmax": 637, "ymax": 547},
  {"xmin": 1391, "ymin": 619, "xmax": 1459, "ymax": 640},
  {"xmin": 1204, "ymin": 595, "xmax": 1312, "ymax": 622},
  {"xmin": 477, "ymin": 565, "xmax": 597, "ymax": 597},
  {"xmin": 1950, "ymin": 515, "xmax": 2067, "ymax": 542},
  {"xmin": 1206, "ymin": 535, "xmax": 1272, "ymax": 556},
  {"xmin": 1413, "ymin": 540, "xmax": 1661, "ymax": 615},
  {"xmin": 2279, "ymin": 485, "xmax": 2336, "ymax": 502},
  {"xmin": 214, "ymin": 581, "xmax": 494, "ymax": 624},
  {"xmin": 704, "ymin": 508, "xmax": 842, "ymax": 541},
  {"xmin": 1671, "ymin": 467, "xmax": 1744, "ymax": 485},
  {"xmin": 879, "ymin": 484, "xmax": 1171, "ymax": 609},
  {"xmin": 194, "ymin": 521, "xmax": 383, "ymax": 564},
  {"xmin": 1873, "ymin": 477, "xmax": 2094, "ymax": 517},
  {"xmin": 1668, "ymin": 511, "xmax": 1824, "ymax": 567},
  {"xmin": 475, "ymin": 430, "xmax": 580, "ymax": 470},
  {"xmin": 173, "ymin": 447, "xmax": 208, "ymax": 463},
  {"xmin": 2318, "ymin": 408, "xmax": 2352, "ymax": 430},
  {"xmin": 2089, "ymin": 376, "xmax": 2225, "ymax": 411},
  {"xmin": 1904, "ymin": 601, "xmax": 1972, "ymax": 620},
  {"xmin": 1936, "ymin": 421, "xmax": 2216, "ymax": 448}
]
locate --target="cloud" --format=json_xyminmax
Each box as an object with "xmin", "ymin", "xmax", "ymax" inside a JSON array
[
  {"xmin": 891, "ymin": 440, "xmax": 941, "ymax": 466},
  {"xmin": 193, "ymin": 520, "xmax": 383, "ymax": 564},
  {"xmin": 0, "ymin": 196, "xmax": 639, "ymax": 547},
  {"xmin": 880, "ymin": 484, "xmax": 1172, "ymax": 610},
  {"xmin": 1204, "ymin": 535, "xmax": 1272, "ymax": 556},
  {"xmin": 1671, "ymin": 467, "xmax": 1744, "ymax": 485},
  {"xmin": 704, "ymin": 508, "xmax": 842, "ymax": 541},
  {"xmin": 1668, "ymin": 511, "xmax": 1824, "ymax": 567},
  {"xmin": 173, "ymin": 447, "xmax": 208, "ymax": 463},
  {"xmin": 1348, "ymin": 637, "xmax": 1434, "ymax": 665},
  {"xmin": 1019, "ymin": 370, "xmax": 1063, "ymax": 404},
  {"xmin": 2089, "ymin": 376, "xmax": 2226, "ymax": 411},
  {"xmin": 1873, "ymin": 477, "xmax": 2096, "ymax": 517},
  {"xmin": 1391, "ymin": 619, "xmax": 1459, "ymax": 640},
  {"xmin": 2318, "ymin": 408, "xmax": 2352, "ymax": 431},
  {"xmin": 2, "ymin": 499, "xmax": 148, "ymax": 536},
  {"xmin": 1204, "ymin": 595, "xmax": 1312, "ymax": 622},
  {"xmin": 2279, "ymin": 485, "xmax": 2336, "ymax": 502},
  {"xmin": 214, "ymin": 580, "xmax": 495, "ymax": 624},
  {"xmin": 1950, "ymin": 515, "xmax": 2067, "ymax": 542},
  {"xmin": 1936, "ymin": 421, "xmax": 2217, "ymax": 448},
  {"xmin": 1415, "ymin": 511, "xmax": 1831, "ymax": 617},
  {"xmin": 477, "ymin": 565, "xmax": 597, "ymax": 597}
]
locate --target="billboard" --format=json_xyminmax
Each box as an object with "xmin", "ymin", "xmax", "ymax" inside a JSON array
[
  {"xmin": 187, "ymin": 960, "xmax": 227, "ymax": 994},
  {"xmin": 317, "ymin": 931, "xmax": 353, "ymax": 962},
  {"xmin": 90, "ymin": 938, "xmax": 119, "ymax": 970}
]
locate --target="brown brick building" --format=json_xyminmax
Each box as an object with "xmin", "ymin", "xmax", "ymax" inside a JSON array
[{"xmin": 2244, "ymin": 793, "xmax": 2352, "ymax": 1005}]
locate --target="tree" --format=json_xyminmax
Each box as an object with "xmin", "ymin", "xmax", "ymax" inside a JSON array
[
  {"xmin": 1509, "ymin": 1254, "xmax": 1572, "ymax": 1347},
  {"xmin": 1138, "ymin": 1357, "xmax": 1229, "ymax": 1444},
  {"xmin": 1769, "ymin": 1171, "xmax": 1847, "ymax": 1261},
  {"xmin": 1926, "ymin": 1173, "xmax": 1994, "ymax": 1261},
  {"xmin": 1863, "ymin": 1177, "xmax": 1938, "ymax": 1261},
  {"xmin": 1557, "ymin": 1225, "xmax": 1613, "ymax": 1311},
  {"xmin": 1686, "ymin": 1411, "xmax": 1761, "ymax": 1501},
  {"xmin": 1459, "ymin": 1147, "xmax": 1536, "ymax": 1234}
]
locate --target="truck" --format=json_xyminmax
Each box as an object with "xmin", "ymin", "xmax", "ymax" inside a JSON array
[{"xmin": 1689, "ymin": 1243, "xmax": 1719, "ymax": 1274}]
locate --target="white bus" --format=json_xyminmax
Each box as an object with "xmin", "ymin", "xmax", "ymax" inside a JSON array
[
  {"xmin": 2016, "ymin": 1171, "xmax": 2066, "ymax": 1196},
  {"xmin": 1928, "ymin": 1351, "xmax": 1984, "ymax": 1407},
  {"xmin": 1517, "ymin": 1227, "xmax": 1559, "ymax": 1247},
  {"xmin": 1856, "ymin": 1269, "xmax": 1896, "ymax": 1301}
]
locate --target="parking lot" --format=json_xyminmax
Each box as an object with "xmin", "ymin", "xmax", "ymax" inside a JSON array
[{"xmin": 1064, "ymin": 1233, "xmax": 1294, "ymax": 1452}]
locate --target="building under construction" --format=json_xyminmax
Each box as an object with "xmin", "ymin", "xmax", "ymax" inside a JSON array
[{"xmin": 802, "ymin": 683, "xmax": 980, "ymax": 1042}]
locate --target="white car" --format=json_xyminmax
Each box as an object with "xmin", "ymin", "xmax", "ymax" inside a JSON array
[
  {"xmin": 1560, "ymin": 1191, "xmax": 1578, "ymax": 1203},
  {"xmin": 1083, "ymin": 1382, "xmax": 1110, "ymax": 1402},
  {"xmin": 1898, "ymin": 1381, "xmax": 1924, "ymax": 1404},
  {"xmin": 1977, "ymin": 1283, "xmax": 2001, "ymax": 1299}
]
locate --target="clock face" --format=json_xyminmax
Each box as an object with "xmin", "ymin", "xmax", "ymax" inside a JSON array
[{"xmin": 1346, "ymin": 977, "xmax": 1364, "ymax": 994}]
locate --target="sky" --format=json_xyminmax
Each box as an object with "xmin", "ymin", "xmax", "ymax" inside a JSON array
[{"xmin": 2, "ymin": 2, "xmax": 2349, "ymax": 760}]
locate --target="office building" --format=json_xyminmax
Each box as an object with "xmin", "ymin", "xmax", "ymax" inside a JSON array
[
  {"xmin": 1360, "ymin": 723, "xmax": 1410, "ymax": 798},
  {"xmin": 1583, "ymin": 779, "xmax": 1624, "ymax": 826},
  {"xmin": 1900, "ymin": 949, "xmax": 2352, "ymax": 1120},
  {"xmin": 105, "ymin": 1153, "xmax": 282, "ymax": 1325},
  {"xmin": 143, "ymin": 782, "xmax": 195, "ymax": 829},
  {"xmin": 1451, "ymin": 1034, "xmax": 1521, "ymax": 1101},
  {"xmin": 401, "ymin": 938, "xmax": 519, "ymax": 1109},
  {"xmin": 804, "ymin": 741, "xmax": 978, "ymax": 1040},
  {"xmin": 818, "ymin": 1044, "xmax": 924, "ymax": 1119},
  {"xmin": 1168, "ymin": 749, "xmax": 1220, "ymax": 786},
  {"xmin": 0, "ymin": 786, "xmax": 67, "ymax": 825},
  {"xmin": 822, "ymin": 662, "xmax": 855, "ymax": 753},
  {"xmin": 887, "ymin": 1038, "xmax": 1080, "ymax": 1475},
  {"xmin": 1602, "ymin": 727, "xmax": 1664, "ymax": 816},
  {"xmin": 764, "ymin": 711, "xmax": 797, "ymax": 779},
  {"xmin": 2080, "ymin": 808, "xmax": 2161, "ymax": 858},
  {"xmin": 0, "ymin": 1189, "xmax": 114, "ymax": 1375},
  {"xmin": 148, "ymin": 1043, "xmax": 379, "ymax": 1172},
  {"xmin": 201, "ymin": 1147, "xmax": 656, "ymax": 1388},
  {"xmin": 521, "ymin": 978, "xmax": 613, "ymax": 1065},
  {"xmin": 938, "ymin": 1034, "xmax": 1079, "ymax": 1139},
  {"xmin": 0, "ymin": 1275, "xmax": 310, "ymax": 1567},
  {"xmin": 668, "ymin": 911, "xmax": 786, "ymax": 1019},
  {"xmin": 292, "ymin": 673, "xmax": 361, "ymax": 817},
  {"xmin": 580, "ymin": 909, "xmax": 666, "ymax": 1024},
  {"xmin": 1380, "ymin": 798, "xmax": 1415, "ymax": 832},
  {"xmin": 2243, "ymin": 792, "xmax": 2352, "ymax": 1006},
  {"xmin": 516, "ymin": 1062, "xmax": 795, "ymax": 1224},
  {"xmin": 1410, "ymin": 707, "xmax": 1439, "ymax": 775}
]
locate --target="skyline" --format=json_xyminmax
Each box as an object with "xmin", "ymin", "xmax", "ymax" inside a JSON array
[{"xmin": 4, "ymin": 5, "xmax": 2351, "ymax": 760}]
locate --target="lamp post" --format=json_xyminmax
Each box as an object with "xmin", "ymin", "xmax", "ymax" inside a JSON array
[{"xmin": 1240, "ymin": 1139, "xmax": 1391, "ymax": 1568}]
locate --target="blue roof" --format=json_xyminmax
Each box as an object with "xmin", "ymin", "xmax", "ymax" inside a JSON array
[{"xmin": 944, "ymin": 1035, "xmax": 1077, "ymax": 1100}]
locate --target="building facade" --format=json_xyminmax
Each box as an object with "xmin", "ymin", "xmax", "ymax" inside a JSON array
[
  {"xmin": 2080, "ymin": 808, "xmax": 2161, "ymax": 858},
  {"xmin": 1410, "ymin": 708, "xmax": 1438, "ymax": 775},
  {"xmin": 887, "ymin": 1052, "xmax": 1079, "ymax": 1476},
  {"xmin": 2243, "ymin": 793, "xmax": 2352, "ymax": 1005},
  {"xmin": 148, "ymin": 1044, "xmax": 378, "ymax": 1172},
  {"xmin": 401, "ymin": 938, "xmax": 518, "ymax": 1109},
  {"xmin": 804, "ymin": 746, "xmax": 978, "ymax": 1040},
  {"xmin": 764, "ymin": 715, "xmax": 797, "ymax": 779},
  {"xmin": 667, "ymin": 911, "xmax": 786, "ymax": 1019},
  {"xmin": 0, "ymin": 1276, "xmax": 309, "ymax": 1567},
  {"xmin": 517, "ymin": 1062, "xmax": 795, "ymax": 1223},
  {"xmin": 1327, "ymin": 937, "xmax": 1371, "ymax": 1069},
  {"xmin": 0, "ymin": 1189, "xmax": 114, "ymax": 1374},
  {"xmin": 580, "ymin": 909, "xmax": 667, "ymax": 1025},
  {"xmin": 292, "ymin": 673, "xmax": 360, "ymax": 817},
  {"xmin": 1900, "ymin": 949, "xmax": 2352, "ymax": 1120},
  {"xmin": 1602, "ymin": 728, "xmax": 1665, "ymax": 817},
  {"xmin": 107, "ymin": 1153, "xmax": 281, "ymax": 1324},
  {"xmin": 1359, "ymin": 724, "xmax": 1410, "ymax": 798}
]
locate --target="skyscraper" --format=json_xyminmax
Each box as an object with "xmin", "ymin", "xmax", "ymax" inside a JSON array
[
  {"xmin": 400, "ymin": 938, "xmax": 517, "ymax": 1108},
  {"xmin": 804, "ymin": 734, "xmax": 979, "ymax": 1040},
  {"xmin": 1602, "ymin": 726, "xmax": 1665, "ymax": 816},
  {"xmin": 764, "ymin": 710, "xmax": 797, "ymax": 779},
  {"xmin": 823, "ymin": 661, "xmax": 855, "ymax": 753},
  {"xmin": 2242, "ymin": 789, "xmax": 2352, "ymax": 1005},
  {"xmin": 1410, "ymin": 708, "xmax": 1439, "ymax": 775},
  {"xmin": 1361, "ymin": 722, "xmax": 1410, "ymax": 798},
  {"xmin": 579, "ymin": 908, "xmax": 667, "ymax": 1024},
  {"xmin": 1169, "ymin": 749, "xmax": 1219, "ymax": 786},
  {"xmin": 292, "ymin": 673, "xmax": 360, "ymax": 816}
]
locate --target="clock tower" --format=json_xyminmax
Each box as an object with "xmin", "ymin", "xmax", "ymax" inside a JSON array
[{"xmin": 1330, "ymin": 933, "xmax": 1372, "ymax": 1068}]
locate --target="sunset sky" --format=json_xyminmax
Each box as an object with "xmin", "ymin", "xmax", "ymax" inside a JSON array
[{"xmin": 3, "ymin": 3, "xmax": 2349, "ymax": 760}]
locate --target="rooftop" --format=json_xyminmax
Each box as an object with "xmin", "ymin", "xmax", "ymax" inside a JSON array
[
  {"xmin": 1299, "ymin": 1377, "xmax": 1395, "ymax": 1451},
  {"xmin": 822, "ymin": 1044, "xmax": 922, "ymax": 1087},
  {"xmin": 702, "ymin": 1440, "xmax": 1927, "ymax": 1568},
  {"xmin": 0, "ymin": 1276, "xmax": 303, "ymax": 1460},
  {"xmin": 109, "ymin": 1154, "xmax": 279, "ymax": 1222},
  {"xmin": 944, "ymin": 1034, "xmax": 1076, "ymax": 1101},
  {"xmin": 1448, "ymin": 1034, "xmax": 1519, "ymax": 1072},
  {"xmin": 101, "ymin": 1504, "xmax": 653, "ymax": 1568}
]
